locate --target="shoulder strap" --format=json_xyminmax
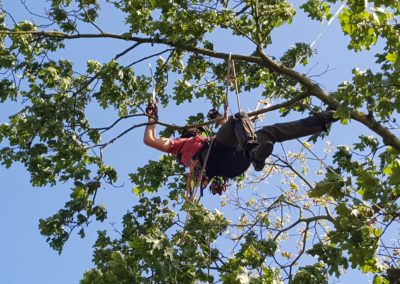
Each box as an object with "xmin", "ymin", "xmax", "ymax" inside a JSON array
[{"xmin": 176, "ymin": 139, "xmax": 187, "ymax": 165}]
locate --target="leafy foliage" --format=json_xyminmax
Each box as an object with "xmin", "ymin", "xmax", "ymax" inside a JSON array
[{"xmin": 1, "ymin": 0, "xmax": 400, "ymax": 283}]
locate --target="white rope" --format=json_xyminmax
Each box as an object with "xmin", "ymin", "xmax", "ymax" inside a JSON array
[
  {"xmin": 293, "ymin": 2, "xmax": 346, "ymax": 162},
  {"xmin": 149, "ymin": 63, "xmax": 156, "ymax": 103},
  {"xmin": 224, "ymin": 53, "xmax": 232, "ymax": 116},
  {"xmin": 295, "ymin": 2, "xmax": 346, "ymax": 67},
  {"xmin": 310, "ymin": 3, "xmax": 346, "ymax": 49},
  {"xmin": 231, "ymin": 59, "xmax": 242, "ymax": 112},
  {"xmin": 225, "ymin": 53, "xmax": 242, "ymax": 114},
  {"xmin": 191, "ymin": 138, "xmax": 214, "ymax": 201}
]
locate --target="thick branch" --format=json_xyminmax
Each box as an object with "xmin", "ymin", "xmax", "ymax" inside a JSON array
[
  {"xmin": 273, "ymin": 215, "xmax": 331, "ymax": 242},
  {"xmin": 257, "ymin": 47, "xmax": 400, "ymax": 153},
  {"xmin": 3, "ymin": 30, "xmax": 400, "ymax": 152},
  {"xmin": 0, "ymin": 30, "xmax": 265, "ymax": 64},
  {"xmin": 156, "ymin": 92, "xmax": 309, "ymax": 130}
]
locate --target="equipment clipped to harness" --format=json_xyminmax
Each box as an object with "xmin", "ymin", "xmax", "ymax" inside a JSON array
[
  {"xmin": 186, "ymin": 159, "xmax": 209, "ymax": 200},
  {"xmin": 209, "ymin": 176, "xmax": 227, "ymax": 195},
  {"xmin": 181, "ymin": 137, "xmax": 212, "ymax": 201}
]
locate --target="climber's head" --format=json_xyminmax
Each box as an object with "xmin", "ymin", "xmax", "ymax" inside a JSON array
[{"xmin": 181, "ymin": 127, "xmax": 204, "ymax": 138}]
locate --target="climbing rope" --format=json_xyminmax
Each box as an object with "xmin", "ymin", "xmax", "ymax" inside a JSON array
[
  {"xmin": 224, "ymin": 53, "xmax": 232, "ymax": 116},
  {"xmin": 295, "ymin": 2, "xmax": 346, "ymax": 67},
  {"xmin": 225, "ymin": 53, "xmax": 242, "ymax": 114},
  {"xmin": 185, "ymin": 53, "xmax": 242, "ymax": 202},
  {"xmin": 149, "ymin": 63, "xmax": 156, "ymax": 104},
  {"xmin": 185, "ymin": 137, "xmax": 214, "ymax": 202},
  {"xmin": 231, "ymin": 58, "xmax": 242, "ymax": 112},
  {"xmin": 292, "ymin": 2, "xmax": 346, "ymax": 159},
  {"xmin": 181, "ymin": 55, "xmax": 243, "ymax": 241}
]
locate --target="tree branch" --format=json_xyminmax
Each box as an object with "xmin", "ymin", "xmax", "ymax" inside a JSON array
[
  {"xmin": 155, "ymin": 91, "xmax": 309, "ymax": 130},
  {"xmin": 273, "ymin": 215, "xmax": 331, "ymax": 242},
  {"xmin": 257, "ymin": 47, "xmax": 400, "ymax": 153},
  {"xmin": 3, "ymin": 29, "xmax": 399, "ymax": 152}
]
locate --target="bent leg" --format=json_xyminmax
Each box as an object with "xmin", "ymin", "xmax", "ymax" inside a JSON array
[
  {"xmin": 215, "ymin": 112, "xmax": 257, "ymax": 149},
  {"xmin": 256, "ymin": 113, "xmax": 329, "ymax": 144}
]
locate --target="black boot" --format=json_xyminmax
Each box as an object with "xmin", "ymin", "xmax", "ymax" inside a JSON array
[{"xmin": 249, "ymin": 141, "xmax": 274, "ymax": 171}]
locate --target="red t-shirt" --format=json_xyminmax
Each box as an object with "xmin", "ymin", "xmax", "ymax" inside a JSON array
[{"xmin": 168, "ymin": 135, "xmax": 209, "ymax": 166}]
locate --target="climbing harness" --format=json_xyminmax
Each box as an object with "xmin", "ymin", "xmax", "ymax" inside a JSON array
[
  {"xmin": 184, "ymin": 53, "xmax": 241, "ymax": 201},
  {"xmin": 183, "ymin": 136, "xmax": 213, "ymax": 202},
  {"xmin": 209, "ymin": 176, "xmax": 228, "ymax": 195}
]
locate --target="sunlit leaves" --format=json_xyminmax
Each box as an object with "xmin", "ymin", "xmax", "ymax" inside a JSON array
[
  {"xmin": 49, "ymin": 0, "xmax": 100, "ymax": 32},
  {"xmin": 1, "ymin": 0, "xmax": 400, "ymax": 282},
  {"xmin": 383, "ymin": 158, "xmax": 400, "ymax": 186},
  {"xmin": 301, "ymin": 0, "xmax": 332, "ymax": 21},
  {"xmin": 129, "ymin": 155, "xmax": 184, "ymax": 196},
  {"xmin": 292, "ymin": 262, "xmax": 328, "ymax": 284},
  {"xmin": 307, "ymin": 243, "xmax": 348, "ymax": 277},
  {"xmin": 280, "ymin": 42, "xmax": 313, "ymax": 68},
  {"xmin": 82, "ymin": 196, "xmax": 227, "ymax": 283},
  {"xmin": 0, "ymin": 79, "xmax": 17, "ymax": 102},
  {"xmin": 338, "ymin": 6, "xmax": 393, "ymax": 52},
  {"xmin": 330, "ymin": 203, "xmax": 382, "ymax": 273}
]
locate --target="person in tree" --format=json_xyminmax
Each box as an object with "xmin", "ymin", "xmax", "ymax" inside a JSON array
[{"xmin": 143, "ymin": 103, "xmax": 336, "ymax": 193}]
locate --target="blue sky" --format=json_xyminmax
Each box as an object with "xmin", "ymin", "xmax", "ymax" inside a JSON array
[{"xmin": 0, "ymin": 1, "xmax": 385, "ymax": 283}]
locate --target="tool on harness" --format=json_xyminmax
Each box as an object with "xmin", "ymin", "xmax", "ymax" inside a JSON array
[
  {"xmin": 173, "ymin": 131, "xmax": 211, "ymax": 200},
  {"xmin": 186, "ymin": 159, "xmax": 209, "ymax": 200},
  {"xmin": 209, "ymin": 176, "xmax": 227, "ymax": 195}
]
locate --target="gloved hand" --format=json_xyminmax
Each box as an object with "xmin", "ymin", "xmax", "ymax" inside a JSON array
[{"xmin": 146, "ymin": 102, "xmax": 158, "ymax": 120}]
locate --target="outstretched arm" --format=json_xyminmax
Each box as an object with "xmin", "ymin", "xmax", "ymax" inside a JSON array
[{"xmin": 143, "ymin": 105, "xmax": 171, "ymax": 152}]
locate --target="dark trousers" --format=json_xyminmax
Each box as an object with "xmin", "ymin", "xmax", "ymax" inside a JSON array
[
  {"xmin": 203, "ymin": 113, "xmax": 327, "ymax": 178},
  {"xmin": 255, "ymin": 115, "xmax": 327, "ymax": 144},
  {"xmin": 215, "ymin": 112, "xmax": 326, "ymax": 147},
  {"xmin": 215, "ymin": 112, "xmax": 257, "ymax": 149}
]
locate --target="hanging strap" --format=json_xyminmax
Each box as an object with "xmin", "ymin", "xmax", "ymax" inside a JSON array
[
  {"xmin": 224, "ymin": 53, "xmax": 232, "ymax": 117},
  {"xmin": 225, "ymin": 53, "xmax": 241, "ymax": 114},
  {"xmin": 185, "ymin": 138, "xmax": 214, "ymax": 202},
  {"xmin": 231, "ymin": 59, "xmax": 241, "ymax": 112},
  {"xmin": 149, "ymin": 63, "xmax": 156, "ymax": 104}
]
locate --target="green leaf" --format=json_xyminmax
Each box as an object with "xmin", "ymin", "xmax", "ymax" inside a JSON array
[
  {"xmin": 389, "ymin": 166, "xmax": 400, "ymax": 185},
  {"xmin": 132, "ymin": 186, "xmax": 141, "ymax": 197},
  {"xmin": 373, "ymin": 275, "xmax": 389, "ymax": 284},
  {"xmin": 386, "ymin": 53, "xmax": 397, "ymax": 63}
]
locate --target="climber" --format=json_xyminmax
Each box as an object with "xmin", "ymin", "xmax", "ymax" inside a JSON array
[{"xmin": 143, "ymin": 102, "xmax": 337, "ymax": 179}]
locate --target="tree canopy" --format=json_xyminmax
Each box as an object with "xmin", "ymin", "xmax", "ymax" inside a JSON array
[{"xmin": 1, "ymin": 0, "xmax": 400, "ymax": 283}]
